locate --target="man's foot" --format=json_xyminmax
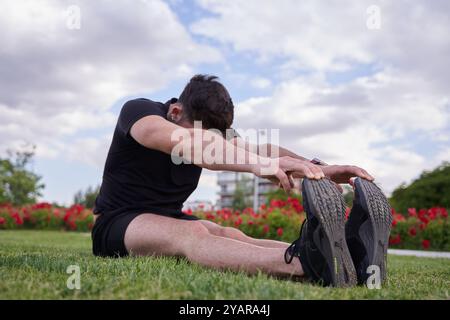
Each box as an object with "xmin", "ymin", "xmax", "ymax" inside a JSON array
[
  {"xmin": 345, "ymin": 177, "xmax": 392, "ymax": 285},
  {"xmin": 285, "ymin": 178, "xmax": 357, "ymax": 287}
]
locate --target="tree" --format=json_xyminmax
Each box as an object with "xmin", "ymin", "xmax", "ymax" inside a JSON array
[
  {"xmin": 232, "ymin": 176, "xmax": 253, "ymax": 211},
  {"xmin": 390, "ymin": 162, "xmax": 450, "ymax": 213},
  {"xmin": 73, "ymin": 185, "xmax": 100, "ymax": 208},
  {"xmin": 0, "ymin": 147, "xmax": 44, "ymax": 206}
]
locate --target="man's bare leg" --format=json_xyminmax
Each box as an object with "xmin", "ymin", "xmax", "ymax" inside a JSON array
[
  {"xmin": 124, "ymin": 214, "xmax": 303, "ymax": 277},
  {"xmin": 199, "ymin": 220, "xmax": 290, "ymax": 249}
]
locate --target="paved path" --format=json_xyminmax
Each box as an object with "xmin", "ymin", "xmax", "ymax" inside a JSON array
[{"xmin": 388, "ymin": 249, "xmax": 450, "ymax": 259}]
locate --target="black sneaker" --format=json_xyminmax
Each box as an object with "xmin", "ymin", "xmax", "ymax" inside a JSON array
[
  {"xmin": 285, "ymin": 178, "xmax": 357, "ymax": 287},
  {"xmin": 345, "ymin": 177, "xmax": 392, "ymax": 285}
]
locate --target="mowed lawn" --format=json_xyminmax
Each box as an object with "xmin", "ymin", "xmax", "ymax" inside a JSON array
[{"xmin": 0, "ymin": 230, "xmax": 449, "ymax": 300}]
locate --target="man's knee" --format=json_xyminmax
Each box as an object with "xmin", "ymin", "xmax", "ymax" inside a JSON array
[
  {"xmin": 221, "ymin": 226, "xmax": 245, "ymax": 238},
  {"xmin": 181, "ymin": 221, "xmax": 211, "ymax": 258},
  {"xmin": 205, "ymin": 223, "xmax": 232, "ymax": 237},
  {"xmin": 183, "ymin": 221, "xmax": 211, "ymax": 243}
]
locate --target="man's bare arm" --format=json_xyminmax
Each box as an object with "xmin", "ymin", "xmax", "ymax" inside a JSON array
[
  {"xmin": 230, "ymin": 138, "xmax": 309, "ymax": 161},
  {"xmin": 129, "ymin": 116, "xmax": 324, "ymax": 192},
  {"xmin": 230, "ymin": 137, "xmax": 374, "ymax": 183}
]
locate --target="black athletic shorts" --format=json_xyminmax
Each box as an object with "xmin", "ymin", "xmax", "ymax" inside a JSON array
[{"xmin": 92, "ymin": 209, "xmax": 199, "ymax": 257}]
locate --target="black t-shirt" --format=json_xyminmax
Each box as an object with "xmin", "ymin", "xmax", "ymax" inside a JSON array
[{"xmin": 94, "ymin": 98, "xmax": 238, "ymax": 218}]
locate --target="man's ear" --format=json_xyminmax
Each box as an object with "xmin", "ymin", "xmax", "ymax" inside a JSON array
[{"xmin": 168, "ymin": 103, "xmax": 183, "ymax": 122}]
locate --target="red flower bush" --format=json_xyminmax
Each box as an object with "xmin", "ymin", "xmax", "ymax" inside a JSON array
[
  {"xmin": 0, "ymin": 200, "xmax": 448, "ymax": 252},
  {"xmin": 422, "ymin": 239, "xmax": 431, "ymax": 249},
  {"xmin": 389, "ymin": 207, "xmax": 449, "ymax": 251},
  {"xmin": 389, "ymin": 234, "xmax": 402, "ymax": 245},
  {"xmin": 0, "ymin": 202, "xmax": 93, "ymax": 232},
  {"xmin": 277, "ymin": 227, "xmax": 283, "ymax": 236}
]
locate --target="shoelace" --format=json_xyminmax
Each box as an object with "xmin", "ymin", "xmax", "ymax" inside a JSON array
[{"xmin": 284, "ymin": 219, "xmax": 307, "ymax": 264}]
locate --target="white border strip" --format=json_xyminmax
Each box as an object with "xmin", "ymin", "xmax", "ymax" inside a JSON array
[{"xmin": 388, "ymin": 249, "xmax": 450, "ymax": 259}]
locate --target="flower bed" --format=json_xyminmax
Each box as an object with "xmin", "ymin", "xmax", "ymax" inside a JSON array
[
  {"xmin": 0, "ymin": 203, "xmax": 93, "ymax": 232},
  {"xmin": 191, "ymin": 199, "xmax": 449, "ymax": 251},
  {"xmin": 389, "ymin": 207, "xmax": 449, "ymax": 251},
  {"xmin": 1, "ymin": 200, "xmax": 448, "ymax": 251},
  {"xmin": 189, "ymin": 198, "xmax": 305, "ymax": 243}
]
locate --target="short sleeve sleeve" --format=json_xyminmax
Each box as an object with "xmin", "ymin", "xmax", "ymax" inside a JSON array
[{"xmin": 117, "ymin": 99, "xmax": 166, "ymax": 136}]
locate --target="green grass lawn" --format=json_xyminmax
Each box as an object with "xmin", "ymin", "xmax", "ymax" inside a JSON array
[{"xmin": 0, "ymin": 230, "xmax": 449, "ymax": 300}]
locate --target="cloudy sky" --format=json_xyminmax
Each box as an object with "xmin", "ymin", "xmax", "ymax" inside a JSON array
[{"xmin": 1, "ymin": 0, "xmax": 449, "ymax": 205}]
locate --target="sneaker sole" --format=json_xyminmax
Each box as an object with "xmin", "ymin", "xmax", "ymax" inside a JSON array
[
  {"xmin": 353, "ymin": 178, "xmax": 392, "ymax": 284},
  {"xmin": 303, "ymin": 178, "xmax": 357, "ymax": 287}
]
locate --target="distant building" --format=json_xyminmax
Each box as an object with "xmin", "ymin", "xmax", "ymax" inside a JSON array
[{"xmin": 216, "ymin": 171, "xmax": 279, "ymax": 209}]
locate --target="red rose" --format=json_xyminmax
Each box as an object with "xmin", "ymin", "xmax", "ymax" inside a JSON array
[
  {"xmin": 277, "ymin": 227, "xmax": 283, "ymax": 236},
  {"xmin": 63, "ymin": 211, "xmax": 72, "ymax": 222},
  {"xmin": 0, "ymin": 217, "xmax": 5, "ymax": 225},
  {"xmin": 407, "ymin": 208, "xmax": 417, "ymax": 217},
  {"xmin": 419, "ymin": 216, "xmax": 429, "ymax": 224},
  {"xmin": 418, "ymin": 209, "xmax": 427, "ymax": 218},
  {"xmin": 422, "ymin": 239, "xmax": 430, "ymax": 250},
  {"xmin": 389, "ymin": 234, "xmax": 401, "ymax": 245},
  {"xmin": 263, "ymin": 225, "xmax": 269, "ymax": 234},
  {"xmin": 11, "ymin": 213, "xmax": 23, "ymax": 225},
  {"xmin": 408, "ymin": 227, "xmax": 417, "ymax": 237},
  {"xmin": 392, "ymin": 220, "xmax": 398, "ymax": 227}
]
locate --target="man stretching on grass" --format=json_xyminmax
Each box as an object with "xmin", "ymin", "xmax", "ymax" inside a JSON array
[{"xmin": 93, "ymin": 75, "xmax": 392, "ymax": 287}]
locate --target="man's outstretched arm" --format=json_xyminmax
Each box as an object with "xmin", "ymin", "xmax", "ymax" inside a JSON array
[
  {"xmin": 129, "ymin": 115, "xmax": 326, "ymax": 193},
  {"xmin": 229, "ymin": 138, "xmax": 309, "ymax": 161},
  {"xmin": 230, "ymin": 138, "xmax": 374, "ymax": 185}
]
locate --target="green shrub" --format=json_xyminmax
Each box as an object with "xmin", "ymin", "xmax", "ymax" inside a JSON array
[{"xmin": 390, "ymin": 162, "xmax": 450, "ymax": 213}]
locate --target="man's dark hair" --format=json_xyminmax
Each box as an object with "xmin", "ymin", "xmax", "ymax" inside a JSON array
[{"xmin": 178, "ymin": 74, "xmax": 234, "ymax": 135}]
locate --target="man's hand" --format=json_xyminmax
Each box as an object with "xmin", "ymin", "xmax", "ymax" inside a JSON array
[
  {"xmin": 252, "ymin": 156, "xmax": 325, "ymax": 193},
  {"xmin": 321, "ymin": 165, "xmax": 374, "ymax": 185}
]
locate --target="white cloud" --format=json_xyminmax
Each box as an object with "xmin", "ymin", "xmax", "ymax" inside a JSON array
[
  {"xmin": 65, "ymin": 136, "xmax": 112, "ymax": 168},
  {"xmin": 192, "ymin": 0, "xmax": 372, "ymax": 71},
  {"xmin": 0, "ymin": 0, "xmax": 221, "ymax": 158},
  {"xmin": 197, "ymin": 170, "xmax": 218, "ymax": 188},
  {"xmin": 233, "ymin": 70, "xmax": 450, "ymax": 194},
  {"xmin": 192, "ymin": 0, "xmax": 450, "ymax": 89},
  {"xmin": 0, "ymin": 103, "xmax": 116, "ymax": 156},
  {"xmin": 191, "ymin": 0, "xmax": 450, "ymax": 193},
  {"xmin": 250, "ymin": 77, "xmax": 272, "ymax": 89},
  {"xmin": 1, "ymin": 0, "xmax": 449, "ymax": 204}
]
